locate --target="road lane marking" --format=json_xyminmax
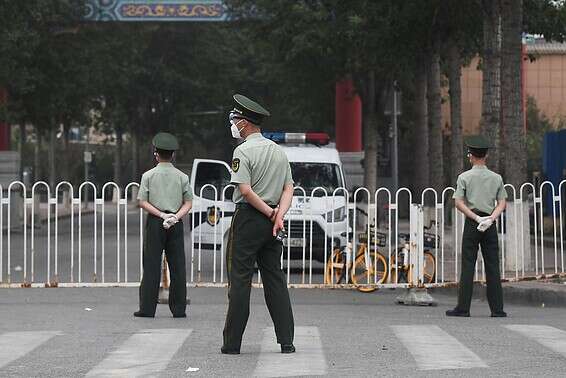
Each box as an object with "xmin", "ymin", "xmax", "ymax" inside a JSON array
[
  {"xmin": 253, "ymin": 326, "xmax": 327, "ymax": 377},
  {"xmin": 86, "ymin": 328, "xmax": 192, "ymax": 377},
  {"xmin": 0, "ymin": 331, "xmax": 61, "ymax": 369},
  {"xmin": 391, "ymin": 325, "xmax": 488, "ymax": 370},
  {"xmin": 505, "ymin": 325, "xmax": 566, "ymax": 357}
]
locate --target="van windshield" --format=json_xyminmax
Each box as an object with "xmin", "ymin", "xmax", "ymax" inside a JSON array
[{"xmin": 289, "ymin": 162, "xmax": 344, "ymax": 196}]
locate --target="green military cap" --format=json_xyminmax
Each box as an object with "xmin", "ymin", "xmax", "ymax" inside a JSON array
[
  {"xmin": 152, "ymin": 132, "xmax": 179, "ymax": 151},
  {"xmin": 231, "ymin": 94, "xmax": 271, "ymax": 125},
  {"xmin": 464, "ymin": 135, "xmax": 492, "ymax": 149},
  {"xmin": 464, "ymin": 135, "xmax": 491, "ymax": 157}
]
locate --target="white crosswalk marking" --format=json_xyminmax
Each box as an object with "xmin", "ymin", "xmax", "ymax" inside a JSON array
[
  {"xmin": 505, "ymin": 325, "xmax": 566, "ymax": 357},
  {"xmin": 86, "ymin": 328, "xmax": 192, "ymax": 377},
  {"xmin": 0, "ymin": 331, "xmax": 61, "ymax": 369},
  {"xmin": 253, "ymin": 326, "xmax": 327, "ymax": 377},
  {"xmin": 392, "ymin": 325, "xmax": 488, "ymax": 370}
]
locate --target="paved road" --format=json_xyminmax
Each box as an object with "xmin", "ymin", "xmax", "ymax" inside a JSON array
[{"xmin": 1, "ymin": 287, "xmax": 566, "ymax": 377}]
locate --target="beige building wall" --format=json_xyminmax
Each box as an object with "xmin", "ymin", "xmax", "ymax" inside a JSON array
[
  {"xmin": 526, "ymin": 53, "xmax": 566, "ymax": 122},
  {"xmin": 442, "ymin": 43, "xmax": 566, "ymax": 134}
]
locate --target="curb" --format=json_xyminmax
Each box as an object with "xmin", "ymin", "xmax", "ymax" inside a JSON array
[
  {"xmin": 430, "ymin": 282, "xmax": 566, "ymax": 308},
  {"xmin": 2, "ymin": 209, "xmax": 100, "ymax": 231}
]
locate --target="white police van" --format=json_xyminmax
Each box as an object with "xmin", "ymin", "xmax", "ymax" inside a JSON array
[{"xmin": 189, "ymin": 132, "xmax": 347, "ymax": 262}]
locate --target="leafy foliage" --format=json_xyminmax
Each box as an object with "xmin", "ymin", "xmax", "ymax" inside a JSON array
[{"xmin": 0, "ymin": 0, "xmax": 564, "ymax": 185}]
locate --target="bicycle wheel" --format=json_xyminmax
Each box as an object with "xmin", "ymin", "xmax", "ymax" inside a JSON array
[
  {"xmin": 423, "ymin": 250, "xmax": 436, "ymax": 283},
  {"xmin": 351, "ymin": 249, "xmax": 388, "ymax": 292},
  {"xmin": 389, "ymin": 248, "xmax": 409, "ymax": 284},
  {"xmin": 325, "ymin": 248, "xmax": 347, "ymax": 284}
]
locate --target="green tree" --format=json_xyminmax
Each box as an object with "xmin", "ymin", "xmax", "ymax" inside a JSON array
[
  {"xmin": 0, "ymin": 0, "xmax": 89, "ymax": 187},
  {"xmin": 227, "ymin": 1, "xmax": 445, "ymax": 194}
]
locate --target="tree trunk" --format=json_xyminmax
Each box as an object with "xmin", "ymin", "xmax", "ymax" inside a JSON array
[
  {"xmin": 427, "ymin": 51, "xmax": 443, "ymax": 193},
  {"xmin": 363, "ymin": 70, "xmax": 378, "ymax": 195},
  {"xmin": 131, "ymin": 127, "xmax": 139, "ymax": 182},
  {"xmin": 48, "ymin": 125, "xmax": 56, "ymax": 190},
  {"xmin": 414, "ymin": 61, "xmax": 429, "ymax": 195},
  {"xmin": 447, "ymin": 43, "xmax": 464, "ymax": 185},
  {"xmin": 501, "ymin": 0, "xmax": 526, "ymax": 187},
  {"xmin": 18, "ymin": 120, "xmax": 26, "ymax": 181},
  {"xmin": 114, "ymin": 127, "xmax": 123, "ymax": 187},
  {"xmin": 481, "ymin": 0, "xmax": 502, "ymax": 172},
  {"xmin": 34, "ymin": 127, "xmax": 41, "ymax": 183}
]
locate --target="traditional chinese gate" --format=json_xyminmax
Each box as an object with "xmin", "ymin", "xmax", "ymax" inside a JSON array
[{"xmin": 84, "ymin": 0, "xmax": 227, "ymax": 22}]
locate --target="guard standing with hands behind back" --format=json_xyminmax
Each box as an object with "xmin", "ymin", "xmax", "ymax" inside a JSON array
[
  {"xmin": 447, "ymin": 135, "xmax": 507, "ymax": 318},
  {"xmin": 135, "ymin": 132, "xmax": 193, "ymax": 318},
  {"xmin": 222, "ymin": 94, "xmax": 295, "ymax": 355}
]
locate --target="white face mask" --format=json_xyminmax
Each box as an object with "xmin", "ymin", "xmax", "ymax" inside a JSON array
[{"xmin": 230, "ymin": 119, "xmax": 245, "ymax": 139}]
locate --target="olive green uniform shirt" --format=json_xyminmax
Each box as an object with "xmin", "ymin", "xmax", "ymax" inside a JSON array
[
  {"xmin": 453, "ymin": 165, "xmax": 507, "ymax": 214},
  {"xmin": 231, "ymin": 133, "xmax": 293, "ymax": 205},
  {"xmin": 137, "ymin": 162, "xmax": 193, "ymax": 213}
]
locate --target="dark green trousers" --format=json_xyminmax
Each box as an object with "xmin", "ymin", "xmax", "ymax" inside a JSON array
[
  {"xmin": 223, "ymin": 206, "xmax": 294, "ymax": 350},
  {"xmin": 139, "ymin": 214, "xmax": 187, "ymax": 316},
  {"xmin": 456, "ymin": 216, "xmax": 504, "ymax": 313}
]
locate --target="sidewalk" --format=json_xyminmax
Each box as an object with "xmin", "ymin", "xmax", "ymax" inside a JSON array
[
  {"xmin": 3, "ymin": 201, "xmax": 140, "ymax": 230},
  {"xmin": 37, "ymin": 202, "xmax": 94, "ymax": 222},
  {"xmin": 502, "ymin": 278, "xmax": 566, "ymax": 307},
  {"xmin": 36, "ymin": 201, "xmax": 139, "ymax": 222}
]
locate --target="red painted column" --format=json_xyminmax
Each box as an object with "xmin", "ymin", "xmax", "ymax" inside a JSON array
[
  {"xmin": 0, "ymin": 89, "xmax": 10, "ymax": 150},
  {"xmin": 335, "ymin": 79, "xmax": 362, "ymax": 152}
]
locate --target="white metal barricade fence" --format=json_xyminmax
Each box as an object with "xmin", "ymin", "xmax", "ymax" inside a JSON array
[{"xmin": 0, "ymin": 180, "xmax": 565, "ymax": 288}]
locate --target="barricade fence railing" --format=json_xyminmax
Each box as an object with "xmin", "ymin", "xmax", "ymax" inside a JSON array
[{"xmin": 0, "ymin": 180, "xmax": 564, "ymax": 288}]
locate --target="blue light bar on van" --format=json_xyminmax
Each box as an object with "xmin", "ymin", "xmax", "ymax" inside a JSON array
[
  {"xmin": 262, "ymin": 132, "xmax": 286, "ymax": 143},
  {"xmin": 262, "ymin": 132, "xmax": 330, "ymax": 145}
]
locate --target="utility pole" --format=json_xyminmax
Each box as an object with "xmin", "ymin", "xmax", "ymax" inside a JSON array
[
  {"xmin": 83, "ymin": 127, "xmax": 92, "ymax": 210},
  {"xmin": 392, "ymin": 81, "xmax": 400, "ymax": 192}
]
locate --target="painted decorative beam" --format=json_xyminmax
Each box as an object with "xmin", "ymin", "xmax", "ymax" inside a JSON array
[{"xmin": 84, "ymin": 0, "xmax": 227, "ymax": 21}]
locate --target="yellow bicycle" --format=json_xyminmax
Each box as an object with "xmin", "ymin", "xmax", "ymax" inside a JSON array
[
  {"xmin": 325, "ymin": 230, "xmax": 388, "ymax": 292},
  {"xmin": 325, "ymin": 227, "xmax": 439, "ymax": 291},
  {"xmin": 389, "ymin": 232, "xmax": 437, "ymax": 284}
]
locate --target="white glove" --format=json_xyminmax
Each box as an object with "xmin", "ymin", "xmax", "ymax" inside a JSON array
[
  {"xmin": 474, "ymin": 215, "xmax": 489, "ymax": 223},
  {"xmin": 477, "ymin": 217, "xmax": 494, "ymax": 232},
  {"xmin": 160, "ymin": 212, "xmax": 176, "ymax": 220},
  {"xmin": 163, "ymin": 215, "xmax": 179, "ymax": 230}
]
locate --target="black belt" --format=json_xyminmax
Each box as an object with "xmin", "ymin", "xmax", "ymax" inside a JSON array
[
  {"xmin": 471, "ymin": 209, "xmax": 490, "ymax": 217},
  {"xmin": 236, "ymin": 203, "xmax": 278, "ymax": 210}
]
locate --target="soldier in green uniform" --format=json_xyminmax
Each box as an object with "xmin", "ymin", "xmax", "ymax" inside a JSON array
[
  {"xmin": 134, "ymin": 132, "xmax": 193, "ymax": 318},
  {"xmin": 222, "ymin": 94, "xmax": 295, "ymax": 355},
  {"xmin": 446, "ymin": 135, "xmax": 507, "ymax": 318}
]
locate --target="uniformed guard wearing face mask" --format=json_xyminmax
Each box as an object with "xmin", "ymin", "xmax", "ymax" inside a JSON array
[
  {"xmin": 134, "ymin": 132, "xmax": 193, "ymax": 318},
  {"xmin": 446, "ymin": 135, "xmax": 507, "ymax": 318},
  {"xmin": 222, "ymin": 94, "xmax": 296, "ymax": 355}
]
